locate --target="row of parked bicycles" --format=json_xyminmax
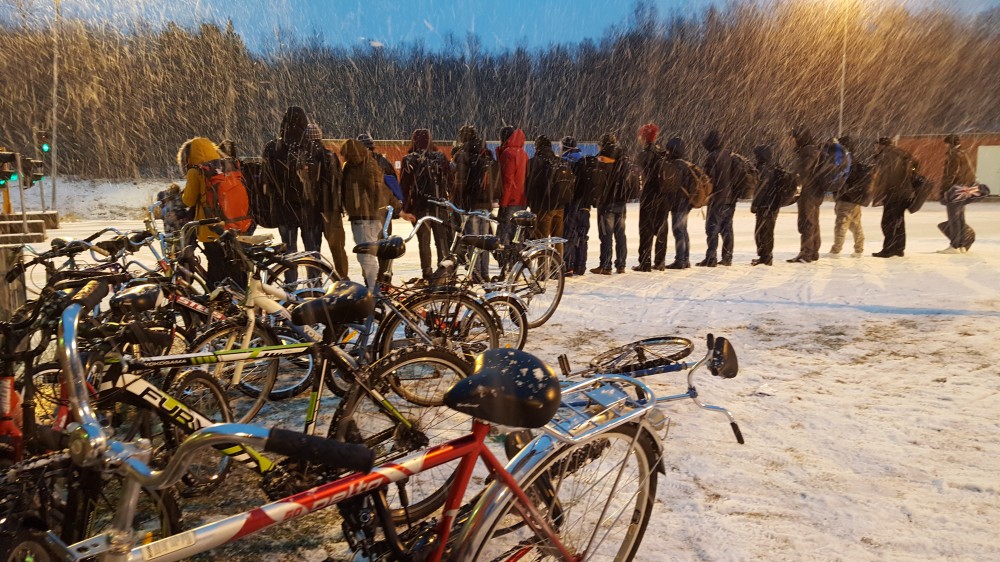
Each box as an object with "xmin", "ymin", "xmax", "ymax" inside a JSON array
[{"xmin": 0, "ymin": 197, "xmax": 744, "ymax": 561}]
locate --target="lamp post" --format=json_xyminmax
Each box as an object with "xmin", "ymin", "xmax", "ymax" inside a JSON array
[
  {"xmin": 837, "ymin": 6, "xmax": 847, "ymax": 137},
  {"xmin": 50, "ymin": 0, "xmax": 59, "ymax": 210}
]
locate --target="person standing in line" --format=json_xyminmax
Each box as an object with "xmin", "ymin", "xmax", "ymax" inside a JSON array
[
  {"xmin": 590, "ymin": 133, "xmax": 636, "ymax": 275},
  {"xmin": 358, "ymin": 132, "xmax": 399, "ymax": 280},
  {"xmin": 400, "ymin": 128, "xmax": 452, "ymax": 279},
  {"xmin": 262, "ymin": 106, "xmax": 325, "ymax": 283},
  {"xmin": 526, "ymin": 135, "xmax": 563, "ymax": 241},
  {"xmin": 633, "ymin": 123, "xmax": 668, "ymax": 272},
  {"xmin": 661, "ymin": 136, "xmax": 694, "ymax": 269},
  {"xmin": 749, "ymin": 144, "xmax": 788, "ymax": 266},
  {"xmin": 937, "ymin": 134, "xmax": 978, "ymax": 254},
  {"xmin": 495, "ymin": 126, "xmax": 528, "ymax": 268},
  {"xmin": 341, "ymin": 137, "xmax": 414, "ymax": 287},
  {"xmin": 871, "ymin": 136, "xmax": 916, "ymax": 258},
  {"xmin": 450, "ymin": 125, "xmax": 496, "ymax": 280},
  {"xmin": 559, "ymin": 136, "xmax": 588, "ymax": 276},
  {"xmin": 828, "ymin": 135, "xmax": 869, "ymax": 258},
  {"xmin": 697, "ymin": 129, "xmax": 736, "ymax": 267},
  {"xmin": 296, "ymin": 123, "xmax": 349, "ymax": 280},
  {"xmin": 785, "ymin": 126, "xmax": 824, "ymax": 263}
]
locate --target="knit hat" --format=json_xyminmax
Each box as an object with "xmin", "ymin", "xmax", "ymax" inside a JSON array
[
  {"xmin": 943, "ymin": 134, "xmax": 960, "ymax": 146},
  {"xmin": 638, "ymin": 123, "xmax": 659, "ymax": 144},
  {"xmin": 500, "ymin": 126, "xmax": 515, "ymax": 144},
  {"xmin": 458, "ymin": 125, "xmax": 478, "ymax": 143},
  {"xmin": 877, "ymin": 136, "xmax": 893, "ymax": 146},
  {"xmin": 305, "ymin": 123, "xmax": 323, "ymax": 142},
  {"xmin": 560, "ymin": 136, "xmax": 577, "ymax": 148},
  {"xmin": 839, "ymin": 135, "xmax": 855, "ymax": 153},
  {"xmin": 357, "ymin": 132, "xmax": 375, "ymax": 149},
  {"xmin": 535, "ymin": 135, "xmax": 552, "ymax": 148},
  {"xmin": 411, "ymin": 128, "xmax": 431, "ymax": 151},
  {"xmin": 599, "ymin": 132, "xmax": 617, "ymax": 148}
]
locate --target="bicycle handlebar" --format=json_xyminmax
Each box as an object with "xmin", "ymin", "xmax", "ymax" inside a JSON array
[{"xmin": 429, "ymin": 198, "xmax": 496, "ymax": 221}]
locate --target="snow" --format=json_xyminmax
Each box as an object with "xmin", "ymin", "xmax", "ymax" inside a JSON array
[{"xmin": 8, "ymin": 178, "xmax": 1000, "ymax": 561}]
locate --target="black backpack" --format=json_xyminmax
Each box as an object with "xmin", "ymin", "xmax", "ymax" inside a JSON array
[
  {"xmin": 730, "ymin": 152, "xmax": 760, "ymax": 200},
  {"xmin": 551, "ymin": 158, "xmax": 577, "ymax": 207},
  {"xmin": 408, "ymin": 150, "xmax": 448, "ymax": 202},
  {"xmin": 461, "ymin": 148, "xmax": 494, "ymax": 208},
  {"xmin": 774, "ymin": 166, "xmax": 801, "ymax": 207},
  {"xmin": 579, "ymin": 156, "xmax": 614, "ymax": 208},
  {"xmin": 241, "ymin": 157, "xmax": 276, "ymax": 229}
]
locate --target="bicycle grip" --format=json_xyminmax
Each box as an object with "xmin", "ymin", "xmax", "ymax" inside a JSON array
[
  {"xmin": 4, "ymin": 262, "xmax": 26, "ymax": 284},
  {"xmin": 264, "ymin": 428, "xmax": 374, "ymax": 473}
]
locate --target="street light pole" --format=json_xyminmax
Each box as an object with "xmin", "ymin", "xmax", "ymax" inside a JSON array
[
  {"xmin": 50, "ymin": 0, "xmax": 59, "ymax": 210},
  {"xmin": 838, "ymin": 9, "xmax": 847, "ymax": 138}
]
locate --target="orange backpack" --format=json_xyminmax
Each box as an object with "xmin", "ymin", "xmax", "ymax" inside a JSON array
[{"xmin": 191, "ymin": 158, "xmax": 253, "ymax": 233}]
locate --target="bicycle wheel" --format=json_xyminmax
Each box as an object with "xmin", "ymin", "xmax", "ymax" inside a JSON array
[
  {"xmin": 187, "ymin": 318, "xmax": 279, "ymax": 423},
  {"xmin": 328, "ymin": 345, "xmax": 472, "ymax": 522},
  {"xmin": 589, "ymin": 336, "xmax": 694, "ymax": 374},
  {"xmin": 510, "ymin": 249, "xmax": 565, "ymax": 329},
  {"xmin": 167, "ymin": 369, "xmax": 234, "ymax": 495},
  {"xmin": 264, "ymin": 326, "xmax": 317, "ymax": 401},
  {"xmin": 377, "ymin": 292, "xmax": 499, "ymax": 363},
  {"xmin": 267, "ymin": 256, "xmax": 338, "ymax": 299},
  {"xmin": 469, "ymin": 423, "xmax": 659, "ymax": 562},
  {"xmin": 485, "ymin": 294, "xmax": 528, "ymax": 350},
  {"xmin": 324, "ymin": 323, "xmax": 370, "ymax": 397}
]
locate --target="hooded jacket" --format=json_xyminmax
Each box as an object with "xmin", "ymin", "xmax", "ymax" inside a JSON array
[
  {"xmin": 593, "ymin": 144, "xmax": 637, "ymax": 208},
  {"xmin": 702, "ymin": 130, "xmax": 737, "ymax": 206},
  {"xmin": 750, "ymin": 144, "xmax": 785, "ymax": 213},
  {"xmin": 497, "ymin": 128, "xmax": 528, "ymax": 207},
  {"xmin": 452, "ymin": 136, "xmax": 495, "ymax": 211},
  {"xmin": 261, "ymin": 106, "xmax": 323, "ymax": 228},
  {"xmin": 526, "ymin": 142, "xmax": 560, "ymax": 213},
  {"xmin": 871, "ymin": 144, "xmax": 916, "ymax": 206},
  {"xmin": 941, "ymin": 145, "xmax": 976, "ymax": 191},
  {"xmin": 179, "ymin": 137, "xmax": 223, "ymax": 242},
  {"xmin": 790, "ymin": 128, "xmax": 824, "ymax": 200},
  {"xmin": 636, "ymin": 142, "xmax": 666, "ymax": 205},
  {"xmin": 341, "ymin": 138, "xmax": 400, "ymax": 220},
  {"xmin": 400, "ymin": 129, "xmax": 451, "ymax": 216}
]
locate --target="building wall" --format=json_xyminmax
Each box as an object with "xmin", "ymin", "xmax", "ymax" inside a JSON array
[{"xmin": 897, "ymin": 134, "xmax": 1000, "ymax": 199}]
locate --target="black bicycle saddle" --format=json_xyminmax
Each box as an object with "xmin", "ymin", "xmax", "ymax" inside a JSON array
[
  {"xmin": 353, "ymin": 236, "xmax": 406, "ymax": 260},
  {"xmin": 290, "ymin": 280, "xmax": 374, "ymax": 328}
]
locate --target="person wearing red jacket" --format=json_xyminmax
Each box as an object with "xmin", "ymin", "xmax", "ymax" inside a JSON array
[{"xmin": 496, "ymin": 126, "xmax": 528, "ymax": 265}]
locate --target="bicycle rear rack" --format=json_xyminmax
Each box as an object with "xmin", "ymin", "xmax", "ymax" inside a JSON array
[{"xmin": 542, "ymin": 375, "xmax": 659, "ymax": 445}]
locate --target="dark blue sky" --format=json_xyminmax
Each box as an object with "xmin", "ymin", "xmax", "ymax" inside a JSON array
[{"xmin": 3, "ymin": 0, "xmax": 998, "ymax": 53}]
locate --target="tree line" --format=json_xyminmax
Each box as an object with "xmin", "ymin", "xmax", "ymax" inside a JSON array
[{"xmin": 1, "ymin": 0, "xmax": 998, "ymax": 179}]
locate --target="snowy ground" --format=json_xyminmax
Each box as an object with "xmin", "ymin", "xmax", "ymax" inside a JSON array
[{"xmin": 10, "ymin": 178, "xmax": 1000, "ymax": 561}]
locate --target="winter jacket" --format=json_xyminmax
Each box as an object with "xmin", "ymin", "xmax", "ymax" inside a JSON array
[
  {"xmin": 836, "ymin": 158, "xmax": 873, "ymax": 206},
  {"xmin": 341, "ymin": 139, "xmax": 400, "ymax": 220},
  {"xmin": 452, "ymin": 137, "xmax": 496, "ymax": 211},
  {"xmin": 400, "ymin": 129, "xmax": 452, "ymax": 217},
  {"xmin": 593, "ymin": 144, "xmax": 637, "ymax": 209},
  {"xmin": 261, "ymin": 106, "xmax": 323, "ymax": 229},
  {"xmin": 635, "ymin": 143, "xmax": 666, "ymax": 206},
  {"xmin": 497, "ymin": 129, "xmax": 528, "ymax": 207},
  {"xmin": 526, "ymin": 144, "xmax": 560, "ymax": 213},
  {"xmin": 790, "ymin": 129, "xmax": 823, "ymax": 199},
  {"xmin": 661, "ymin": 137, "xmax": 689, "ymax": 207},
  {"xmin": 871, "ymin": 144, "xmax": 916, "ymax": 206},
  {"xmin": 180, "ymin": 137, "xmax": 223, "ymax": 243},
  {"xmin": 750, "ymin": 145, "xmax": 783, "ymax": 213},
  {"xmin": 941, "ymin": 146, "xmax": 976, "ymax": 190},
  {"xmin": 702, "ymin": 130, "xmax": 736, "ymax": 206}
]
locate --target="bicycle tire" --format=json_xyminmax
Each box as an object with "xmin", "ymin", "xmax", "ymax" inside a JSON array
[
  {"xmin": 467, "ymin": 423, "xmax": 659, "ymax": 562},
  {"xmin": 1, "ymin": 527, "xmax": 61, "ymax": 562},
  {"xmin": 328, "ymin": 345, "xmax": 472, "ymax": 523},
  {"xmin": 589, "ymin": 336, "xmax": 694, "ymax": 374},
  {"xmin": 485, "ymin": 294, "xmax": 529, "ymax": 350},
  {"xmin": 263, "ymin": 326, "xmax": 317, "ymax": 401},
  {"xmin": 376, "ymin": 292, "xmax": 499, "ymax": 364},
  {"xmin": 324, "ymin": 323, "xmax": 369, "ymax": 397},
  {"xmin": 186, "ymin": 318, "xmax": 279, "ymax": 423},
  {"xmin": 167, "ymin": 369, "xmax": 234, "ymax": 495},
  {"xmin": 267, "ymin": 256, "xmax": 338, "ymax": 299},
  {"xmin": 509, "ymin": 248, "xmax": 565, "ymax": 329}
]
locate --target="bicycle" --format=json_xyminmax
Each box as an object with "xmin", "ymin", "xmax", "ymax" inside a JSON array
[{"xmin": 3, "ymin": 279, "xmax": 696, "ymax": 562}]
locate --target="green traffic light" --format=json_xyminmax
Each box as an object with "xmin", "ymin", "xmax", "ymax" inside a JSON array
[
  {"xmin": 10, "ymin": 173, "xmax": 17, "ymax": 181},
  {"xmin": 41, "ymin": 143, "xmax": 50, "ymax": 153}
]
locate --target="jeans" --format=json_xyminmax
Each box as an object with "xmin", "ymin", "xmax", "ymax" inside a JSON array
[
  {"xmin": 879, "ymin": 200, "xmax": 908, "ymax": 255},
  {"xmin": 705, "ymin": 202, "xmax": 736, "ymax": 262},
  {"xmin": 465, "ymin": 214, "xmax": 493, "ymax": 280},
  {"xmin": 754, "ymin": 209, "xmax": 779, "ymax": 260},
  {"xmin": 278, "ymin": 223, "xmax": 323, "ymax": 284},
  {"xmin": 945, "ymin": 202, "xmax": 967, "ymax": 248},
  {"xmin": 597, "ymin": 204, "xmax": 627, "ymax": 270},
  {"xmin": 831, "ymin": 200, "xmax": 864, "ymax": 254},
  {"xmin": 351, "ymin": 219, "xmax": 381, "ymax": 288},
  {"xmin": 563, "ymin": 205, "xmax": 590, "ymax": 273},
  {"xmin": 796, "ymin": 193, "xmax": 823, "ymax": 260},
  {"xmin": 417, "ymin": 215, "xmax": 451, "ymax": 277},
  {"xmin": 668, "ymin": 198, "xmax": 691, "ymax": 264}
]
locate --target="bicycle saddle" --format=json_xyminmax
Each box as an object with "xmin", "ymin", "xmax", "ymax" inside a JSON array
[
  {"xmin": 290, "ymin": 281, "xmax": 374, "ymax": 328},
  {"xmin": 460, "ymin": 234, "xmax": 499, "ymax": 251},
  {"xmin": 353, "ymin": 236, "xmax": 405, "ymax": 260},
  {"xmin": 444, "ymin": 349, "xmax": 561, "ymax": 429},
  {"xmin": 110, "ymin": 282, "xmax": 166, "ymax": 314},
  {"xmin": 511, "ymin": 210, "xmax": 536, "ymax": 228}
]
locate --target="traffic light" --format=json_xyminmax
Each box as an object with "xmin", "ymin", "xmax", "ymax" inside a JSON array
[
  {"xmin": 22, "ymin": 159, "xmax": 45, "ymax": 187},
  {"xmin": 0, "ymin": 151, "xmax": 15, "ymax": 187},
  {"xmin": 34, "ymin": 130, "xmax": 51, "ymax": 154}
]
